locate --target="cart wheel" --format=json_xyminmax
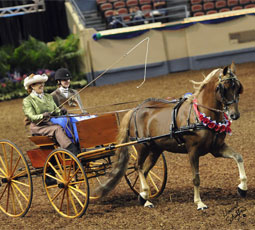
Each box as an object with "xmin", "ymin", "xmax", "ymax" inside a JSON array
[
  {"xmin": 43, "ymin": 148, "xmax": 89, "ymax": 218},
  {"xmin": 0, "ymin": 140, "xmax": 33, "ymax": 217},
  {"xmin": 125, "ymin": 146, "xmax": 167, "ymax": 198},
  {"xmin": 85, "ymin": 157, "xmax": 113, "ymax": 200}
]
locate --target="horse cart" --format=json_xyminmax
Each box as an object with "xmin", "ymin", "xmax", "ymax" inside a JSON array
[{"xmin": 0, "ymin": 112, "xmax": 167, "ymax": 218}]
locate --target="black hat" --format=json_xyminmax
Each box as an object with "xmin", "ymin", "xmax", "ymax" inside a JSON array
[{"xmin": 55, "ymin": 68, "xmax": 72, "ymax": 81}]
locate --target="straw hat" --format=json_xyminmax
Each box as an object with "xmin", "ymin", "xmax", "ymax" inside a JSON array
[{"xmin": 24, "ymin": 74, "xmax": 48, "ymax": 90}]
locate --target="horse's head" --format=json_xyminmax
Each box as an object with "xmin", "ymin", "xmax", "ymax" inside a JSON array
[{"xmin": 216, "ymin": 63, "xmax": 243, "ymax": 120}]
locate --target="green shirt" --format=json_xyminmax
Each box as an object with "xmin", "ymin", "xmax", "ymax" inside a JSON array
[{"xmin": 23, "ymin": 93, "xmax": 61, "ymax": 123}]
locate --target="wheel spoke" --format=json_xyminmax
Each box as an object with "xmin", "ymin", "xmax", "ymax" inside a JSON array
[
  {"xmin": 69, "ymin": 184, "xmax": 87, "ymax": 197},
  {"xmin": 54, "ymin": 153, "xmax": 64, "ymax": 175},
  {"xmin": 12, "ymin": 183, "xmax": 29, "ymax": 202},
  {"xmin": 2, "ymin": 144, "xmax": 9, "ymax": 174},
  {"xmin": 11, "ymin": 179, "xmax": 30, "ymax": 188},
  {"xmin": 10, "ymin": 185, "xmax": 16, "ymax": 215},
  {"xmin": 148, "ymin": 174, "xmax": 159, "ymax": 192},
  {"xmin": 0, "ymin": 155, "xmax": 7, "ymax": 173},
  {"xmin": 70, "ymin": 188, "xmax": 84, "ymax": 208},
  {"xmin": 149, "ymin": 170, "xmax": 162, "ymax": 182},
  {"xmin": 50, "ymin": 188, "xmax": 64, "ymax": 202},
  {"xmin": 10, "ymin": 183, "xmax": 24, "ymax": 211},
  {"xmin": 68, "ymin": 189, "xmax": 78, "ymax": 215}
]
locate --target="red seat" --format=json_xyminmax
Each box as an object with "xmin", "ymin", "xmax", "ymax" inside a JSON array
[
  {"xmin": 117, "ymin": 7, "xmax": 128, "ymax": 14},
  {"xmin": 191, "ymin": 4, "xmax": 203, "ymax": 12},
  {"xmin": 129, "ymin": 6, "xmax": 140, "ymax": 13},
  {"xmin": 108, "ymin": 0, "xmax": 118, "ymax": 2},
  {"xmin": 203, "ymin": 2, "xmax": 215, "ymax": 11},
  {"xmin": 232, "ymin": 5, "xmax": 243, "ymax": 9},
  {"xmin": 203, "ymin": 0, "xmax": 214, "ymax": 2},
  {"xmin": 96, "ymin": 0, "xmax": 107, "ymax": 5},
  {"xmin": 126, "ymin": 0, "xmax": 139, "ymax": 7},
  {"xmin": 113, "ymin": 1, "xmax": 126, "ymax": 9},
  {"xmin": 139, "ymin": 0, "xmax": 152, "ymax": 5},
  {"xmin": 193, "ymin": 11, "xmax": 205, "ymax": 16},
  {"xmin": 219, "ymin": 7, "xmax": 231, "ymax": 12},
  {"xmin": 104, "ymin": 9, "xmax": 115, "ymax": 18},
  {"xmin": 152, "ymin": 0, "xmax": 166, "ymax": 9},
  {"xmin": 244, "ymin": 3, "xmax": 255, "ymax": 7},
  {"xmin": 100, "ymin": 2, "xmax": 113, "ymax": 11},
  {"xmin": 215, "ymin": 0, "xmax": 227, "ymax": 9},
  {"xmin": 206, "ymin": 9, "xmax": 217, "ymax": 14},
  {"xmin": 141, "ymin": 4, "xmax": 152, "ymax": 10},
  {"xmin": 239, "ymin": 0, "xmax": 251, "ymax": 5},
  {"xmin": 191, "ymin": 0, "xmax": 202, "ymax": 4}
]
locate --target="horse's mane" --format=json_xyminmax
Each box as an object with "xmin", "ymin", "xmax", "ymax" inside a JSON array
[{"xmin": 187, "ymin": 68, "xmax": 221, "ymax": 103}]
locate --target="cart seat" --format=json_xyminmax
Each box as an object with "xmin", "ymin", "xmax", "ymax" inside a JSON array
[{"xmin": 28, "ymin": 135, "xmax": 56, "ymax": 147}]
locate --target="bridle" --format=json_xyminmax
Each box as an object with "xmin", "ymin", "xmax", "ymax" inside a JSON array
[{"xmin": 217, "ymin": 70, "xmax": 240, "ymax": 110}]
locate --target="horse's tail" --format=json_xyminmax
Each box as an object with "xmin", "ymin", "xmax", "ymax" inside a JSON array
[{"xmin": 94, "ymin": 109, "xmax": 134, "ymax": 197}]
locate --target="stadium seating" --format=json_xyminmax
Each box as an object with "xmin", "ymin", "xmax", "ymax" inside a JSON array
[
  {"xmin": 139, "ymin": 0, "xmax": 152, "ymax": 6},
  {"xmin": 203, "ymin": 2, "xmax": 215, "ymax": 11},
  {"xmin": 215, "ymin": 0, "xmax": 227, "ymax": 9},
  {"xmin": 244, "ymin": 3, "xmax": 255, "ymax": 7},
  {"xmin": 191, "ymin": 0, "xmax": 202, "ymax": 3},
  {"xmin": 113, "ymin": 1, "xmax": 126, "ymax": 9}
]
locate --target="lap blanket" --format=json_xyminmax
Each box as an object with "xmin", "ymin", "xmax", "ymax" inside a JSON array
[{"xmin": 50, "ymin": 114, "xmax": 97, "ymax": 143}]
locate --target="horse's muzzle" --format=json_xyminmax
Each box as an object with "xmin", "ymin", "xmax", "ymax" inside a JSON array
[{"xmin": 230, "ymin": 112, "xmax": 240, "ymax": 120}]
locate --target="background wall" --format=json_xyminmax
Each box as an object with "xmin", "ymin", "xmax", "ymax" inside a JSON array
[{"xmin": 65, "ymin": 2, "xmax": 255, "ymax": 86}]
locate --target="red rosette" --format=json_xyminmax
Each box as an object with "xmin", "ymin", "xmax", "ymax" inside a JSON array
[
  {"xmin": 208, "ymin": 122, "xmax": 216, "ymax": 129},
  {"xmin": 198, "ymin": 114, "xmax": 204, "ymax": 121},
  {"xmin": 202, "ymin": 117, "xmax": 210, "ymax": 125},
  {"xmin": 219, "ymin": 125, "xmax": 226, "ymax": 133},
  {"xmin": 226, "ymin": 126, "xmax": 232, "ymax": 134},
  {"xmin": 215, "ymin": 124, "xmax": 221, "ymax": 132}
]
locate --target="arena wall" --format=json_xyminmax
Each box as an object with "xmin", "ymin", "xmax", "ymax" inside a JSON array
[{"xmin": 65, "ymin": 2, "xmax": 255, "ymax": 85}]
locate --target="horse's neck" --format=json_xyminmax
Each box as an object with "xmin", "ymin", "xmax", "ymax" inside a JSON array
[{"xmin": 197, "ymin": 82, "xmax": 223, "ymax": 121}]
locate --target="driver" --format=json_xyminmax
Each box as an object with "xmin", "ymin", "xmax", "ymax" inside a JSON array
[{"xmin": 22, "ymin": 73, "xmax": 80, "ymax": 156}]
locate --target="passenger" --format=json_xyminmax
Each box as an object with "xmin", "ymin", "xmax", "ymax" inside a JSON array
[
  {"xmin": 23, "ymin": 73, "xmax": 80, "ymax": 156},
  {"xmin": 51, "ymin": 68, "xmax": 88, "ymax": 114}
]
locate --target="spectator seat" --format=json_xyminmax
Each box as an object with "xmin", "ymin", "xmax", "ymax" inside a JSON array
[
  {"xmin": 126, "ymin": 0, "xmax": 139, "ymax": 7},
  {"xmin": 206, "ymin": 9, "xmax": 217, "ymax": 14},
  {"xmin": 114, "ymin": 1, "xmax": 126, "ymax": 9},
  {"xmin": 193, "ymin": 11, "xmax": 205, "ymax": 16},
  {"xmin": 227, "ymin": 0, "xmax": 238, "ymax": 7},
  {"xmin": 100, "ymin": 2, "xmax": 113, "ymax": 12},
  {"xmin": 215, "ymin": 0, "xmax": 227, "ymax": 9},
  {"xmin": 139, "ymin": 0, "xmax": 152, "ymax": 5},
  {"xmin": 203, "ymin": 2, "xmax": 215, "ymax": 11},
  {"xmin": 219, "ymin": 7, "xmax": 231, "ymax": 11},
  {"xmin": 232, "ymin": 5, "xmax": 243, "ymax": 9},
  {"xmin": 191, "ymin": 4, "xmax": 203, "ymax": 12},
  {"xmin": 191, "ymin": 0, "xmax": 202, "ymax": 3},
  {"xmin": 244, "ymin": 3, "xmax": 255, "ymax": 7}
]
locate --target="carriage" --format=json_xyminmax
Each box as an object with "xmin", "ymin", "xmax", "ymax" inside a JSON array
[
  {"xmin": 0, "ymin": 112, "xmax": 167, "ymax": 218},
  {"xmin": 0, "ymin": 63, "xmax": 247, "ymax": 218}
]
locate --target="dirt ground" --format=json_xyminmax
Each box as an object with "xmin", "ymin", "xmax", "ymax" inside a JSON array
[{"xmin": 0, "ymin": 62, "xmax": 255, "ymax": 230}]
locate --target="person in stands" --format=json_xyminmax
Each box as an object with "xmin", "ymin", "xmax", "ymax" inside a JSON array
[{"xmin": 51, "ymin": 68, "xmax": 87, "ymax": 114}]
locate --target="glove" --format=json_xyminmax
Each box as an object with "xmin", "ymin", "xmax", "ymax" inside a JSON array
[
  {"xmin": 61, "ymin": 108, "xmax": 67, "ymax": 115},
  {"xmin": 42, "ymin": 112, "xmax": 51, "ymax": 121}
]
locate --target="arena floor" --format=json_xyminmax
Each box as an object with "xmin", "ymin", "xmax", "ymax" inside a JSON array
[{"xmin": 0, "ymin": 62, "xmax": 255, "ymax": 229}]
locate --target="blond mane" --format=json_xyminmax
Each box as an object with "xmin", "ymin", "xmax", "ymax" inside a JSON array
[{"xmin": 187, "ymin": 68, "xmax": 221, "ymax": 102}]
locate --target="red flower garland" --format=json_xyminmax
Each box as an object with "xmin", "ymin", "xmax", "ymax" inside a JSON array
[{"xmin": 193, "ymin": 99, "xmax": 232, "ymax": 135}]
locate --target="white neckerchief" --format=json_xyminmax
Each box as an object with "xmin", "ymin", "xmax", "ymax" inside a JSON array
[
  {"xmin": 59, "ymin": 86, "xmax": 69, "ymax": 98},
  {"xmin": 32, "ymin": 90, "xmax": 44, "ymax": 99}
]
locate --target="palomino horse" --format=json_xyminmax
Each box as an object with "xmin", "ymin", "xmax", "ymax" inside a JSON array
[{"xmin": 95, "ymin": 63, "xmax": 247, "ymax": 210}]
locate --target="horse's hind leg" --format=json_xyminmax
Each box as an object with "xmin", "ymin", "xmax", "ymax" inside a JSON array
[
  {"xmin": 137, "ymin": 145, "xmax": 161, "ymax": 208},
  {"xmin": 212, "ymin": 143, "xmax": 247, "ymax": 197}
]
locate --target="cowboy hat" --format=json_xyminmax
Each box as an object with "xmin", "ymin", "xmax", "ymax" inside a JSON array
[{"xmin": 24, "ymin": 74, "xmax": 48, "ymax": 90}]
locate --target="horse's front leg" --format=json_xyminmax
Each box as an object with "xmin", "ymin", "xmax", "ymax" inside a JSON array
[
  {"xmin": 212, "ymin": 143, "xmax": 247, "ymax": 197},
  {"xmin": 189, "ymin": 150, "xmax": 208, "ymax": 210}
]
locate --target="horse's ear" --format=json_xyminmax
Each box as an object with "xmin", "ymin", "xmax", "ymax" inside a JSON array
[
  {"xmin": 223, "ymin": 66, "xmax": 228, "ymax": 76},
  {"xmin": 230, "ymin": 62, "xmax": 236, "ymax": 74}
]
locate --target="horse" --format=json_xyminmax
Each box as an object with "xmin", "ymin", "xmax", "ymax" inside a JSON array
[{"xmin": 94, "ymin": 62, "xmax": 247, "ymax": 210}]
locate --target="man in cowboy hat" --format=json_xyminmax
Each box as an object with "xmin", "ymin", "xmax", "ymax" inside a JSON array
[
  {"xmin": 23, "ymin": 73, "xmax": 81, "ymax": 185},
  {"xmin": 51, "ymin": 68, "xmax": 87, "ymax": 114}
]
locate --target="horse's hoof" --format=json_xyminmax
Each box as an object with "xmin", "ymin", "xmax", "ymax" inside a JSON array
[
  {"xmin": 144, "ymin": 200, "xmax": 154, "ymax": 208},
  {"xmin": 138, "ymin": 195, "xmax": 146, "ymax": 206},
  {"xmin": 238, "ymin": 187, "xmax": 247, "ymax": 198},
  {"xmin": 197, "ymin": 206, "xmax": 208, "ymax": 211}
]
